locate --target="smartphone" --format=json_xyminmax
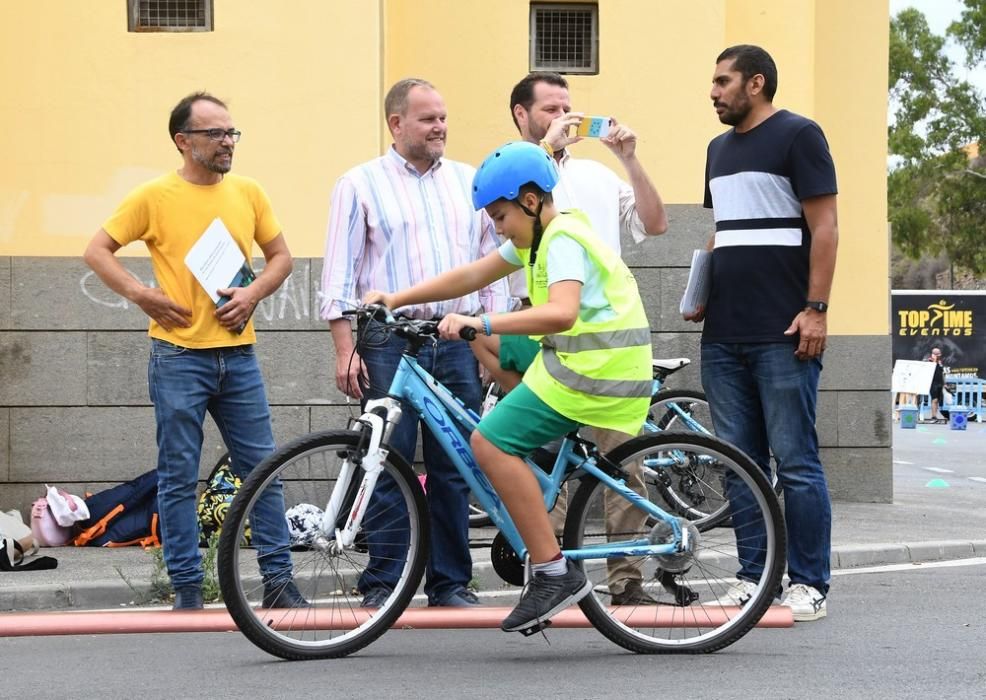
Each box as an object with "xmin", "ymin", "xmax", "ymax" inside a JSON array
[{"xmin": 576, "ymin": 116, "xmax": 611, "ymax": 138}]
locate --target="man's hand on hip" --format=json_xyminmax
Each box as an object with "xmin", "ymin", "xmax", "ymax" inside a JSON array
[
  {"xmin": 136, "ymin": 287, "xmax": 192, "ymax": 332},
  {"xmin": 785, "ymin": 309, "xmax": 827, "ymax": 360}
]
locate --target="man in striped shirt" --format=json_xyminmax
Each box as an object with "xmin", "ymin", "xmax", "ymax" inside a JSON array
[
  {"xmin": 687, "ymin": 45, "xmax": 838, "ymax": 622},
  {"xmin": 321, "ymin": 78, "xmax": 510, "ymax": 608}
]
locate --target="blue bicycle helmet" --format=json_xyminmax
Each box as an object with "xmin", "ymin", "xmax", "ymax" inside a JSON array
[{"xmin": 471, "ymin": 141, "xmax": 558, "ymax": 210}]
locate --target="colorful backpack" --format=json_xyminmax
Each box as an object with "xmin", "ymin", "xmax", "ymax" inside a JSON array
[
  {"xmin": 72, "ymin": 470, "xmax": 161, "ymax": 548},
  {"xmin": 197, "ymin": 453, "xmax": 251, "ymax": 546}
]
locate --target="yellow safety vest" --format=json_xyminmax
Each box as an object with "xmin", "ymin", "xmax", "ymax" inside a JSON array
[{"xmin": 518, "ymin": 211, "xmax": 652, "ymax": 434}]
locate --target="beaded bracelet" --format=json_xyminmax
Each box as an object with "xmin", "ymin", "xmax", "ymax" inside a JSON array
[{"xmin": 481, "ymin": 314, "xmax": 493, "ymax": 337}]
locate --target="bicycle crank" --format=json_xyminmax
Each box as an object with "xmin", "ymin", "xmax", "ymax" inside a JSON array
[{"xmin": 491, "ymin": 531, "xmax": 526, "ymax": 586}]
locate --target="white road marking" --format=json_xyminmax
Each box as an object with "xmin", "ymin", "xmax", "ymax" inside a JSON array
[
  {"xmin": 893, "ymin": 460, "xmax": 913, "ymax": 465},
  {"xmin": 922, "ymin": 467, "xmax": 955, "ymax": 473},
  {"xmin": 968, "ymin": 477, "xmax": 986, "ymax": 484},
  {"xmin": 832, "ymin": 557, "xmax": 986, "ymax": 577}
]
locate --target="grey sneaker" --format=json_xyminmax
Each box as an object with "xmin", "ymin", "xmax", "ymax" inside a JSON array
[
  {"xmin": 712, "ymin": 580, "xmax": 758, "ymax": 607},
  {"xmin": 361, "ymin": 586, "xmax": 393, "ymax": 609},
  {"xmin": 781, "ymin": 583, "xmax": 827, "ymax": 621},
  {"xmin": 611, "ymin": 579, "xmax": 659, "ymax": 606},
  {"xmin": 501, "ymin": 564, "xmax": 591, "ymax": 633},
  {"xmin": 262, "ymin": 579, "xmax": 310, "ymax": 609},
  {"xmin": 172, "ymin": 585, "xmax": 204, "ymax": 610},
  {"xmin": 429, "ymin": 587, "xmax": 481, "ymax": 607}
]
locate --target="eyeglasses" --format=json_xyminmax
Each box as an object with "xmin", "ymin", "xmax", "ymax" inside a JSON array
[{"xmin": 182, "ymin": 128, "xmax": 241, "ymax": 142}]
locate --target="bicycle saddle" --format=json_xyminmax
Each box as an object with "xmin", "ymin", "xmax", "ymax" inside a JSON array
[{"xmin": 652, "ymin": 357, "xmax": 691, "ymax": 375}]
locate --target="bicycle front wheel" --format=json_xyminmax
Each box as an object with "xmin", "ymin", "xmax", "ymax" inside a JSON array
[
  {"xmin": 217, "ymin": 430, "xmax": 429, "ymax": 660},
  {"xmin": 564, "ymin": 431, "xmax": 785, "ymax": 654}
]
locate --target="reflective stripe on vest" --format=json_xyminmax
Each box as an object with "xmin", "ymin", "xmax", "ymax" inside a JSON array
[
  {"xmin": 541, "ymin": 348, "xmax": 653, "ymax": 398},
  {"xmin": 541, "ymin": 327, "xmax": 651, "ymax": 353}
]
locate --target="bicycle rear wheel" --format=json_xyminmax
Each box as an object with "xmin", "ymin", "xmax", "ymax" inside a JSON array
[
  {"xmin": 642, "ymin": 390, "xmax": 731, "ymax": 528},
  {"xmin": 218, "ymin": 430, "xmax": 429, "ymax": 660},
  {"xmin": 564, "ymin": 431, "xmax": 785, "ymax": 654}
]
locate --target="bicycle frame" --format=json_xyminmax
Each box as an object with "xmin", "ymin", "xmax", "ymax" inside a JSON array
[{"xmin": 336, "ymin": 348, "xmax": 685, "ymax": 566}]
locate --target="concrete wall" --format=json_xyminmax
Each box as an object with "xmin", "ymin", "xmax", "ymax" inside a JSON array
[{"xmin": 0, "ymin": 204, "xmax": 892, "ymax": 513}]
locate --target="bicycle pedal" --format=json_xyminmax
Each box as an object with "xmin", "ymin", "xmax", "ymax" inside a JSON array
[
  {"xmin": 675, "ymin": 587, "xmax": 700, "ymax": 606},
  {"xmin": 518, "ymin": 620, "xmax": 552, "ymax": 636}
]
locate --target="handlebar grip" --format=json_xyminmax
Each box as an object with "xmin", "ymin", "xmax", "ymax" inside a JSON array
[{"xmin": 460, "ymin": 326, "xmax": 477, "ymax": 341}]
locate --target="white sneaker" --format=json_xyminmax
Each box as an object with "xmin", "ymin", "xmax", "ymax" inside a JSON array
[
  {"xmin": 781, "ymin": 583, "xmax": 827, "ymax": 621},
  {"xmin": 713, "ymin": 580, "xmax": 758, "ymax": 607}
]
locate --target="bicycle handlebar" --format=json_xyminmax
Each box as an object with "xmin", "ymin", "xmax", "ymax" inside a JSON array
[{"xmin": 344, "ymin": 304, "xmax": 477, "ymax": 342}]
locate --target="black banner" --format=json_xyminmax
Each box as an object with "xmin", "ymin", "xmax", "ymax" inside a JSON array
[{"xmin": 891, "ymin": 292, "xmax": 986, "ymax": 378}]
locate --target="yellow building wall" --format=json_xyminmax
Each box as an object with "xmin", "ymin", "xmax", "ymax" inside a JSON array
[
  {"xmin": 0, "ymin": 0, "xmax": 381, "ymax": 259},
  {"xmin": 1, "ymin": 0, "xmax": 887, "ymax": 335}
]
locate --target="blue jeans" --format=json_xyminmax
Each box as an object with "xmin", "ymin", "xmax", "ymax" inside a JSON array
[
  {"xmin": 700, "ymin": 342, "xmax": 831, "ymax": 593},
  {"xmin": 148, "ymin": 340, "xmax": 293, "ymax": 589},
  {"xmin": 358, "ymin": 324, "xmax": 480, "ymax": 604}
]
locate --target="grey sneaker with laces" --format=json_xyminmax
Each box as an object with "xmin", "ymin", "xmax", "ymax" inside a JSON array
[
  {"xmin": 712, "ymin": 580, "xmax": 758, "ymax": 607},
  {"xmin": 501, "ymin": 564, "xmax": 591, "ymax": 633},
  {"xmin": 781, "ymin": 583, "xmax": 827, "ymax": 621},
  {"xmin": 262, "ymin": 579, "xmax": 310, "ymax": 609}
]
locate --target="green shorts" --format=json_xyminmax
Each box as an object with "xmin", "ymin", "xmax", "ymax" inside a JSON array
[
  {"xmin": 476, "ymin": 382, "xmax": 579, "ymax": 456},
  {"xmin": 499, "ymin": 335, "xmax": 540, "ymax": 374}
]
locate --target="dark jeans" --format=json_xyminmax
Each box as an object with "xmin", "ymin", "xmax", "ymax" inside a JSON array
[
  {"xmin": 701, "ymin": 342, "xmax": 832, "ymax": 593},
  {"xmin": 148, "ymin": 340, "xmax": 293, "ymax": 589},
  {"xmin": 358, "ymin": 325, "xmax": 481, "ymax": 604}
]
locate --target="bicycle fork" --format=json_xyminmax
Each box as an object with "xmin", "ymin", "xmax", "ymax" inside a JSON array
[{"xmin": 319, "ymin": 398, "xmax": 404, "ymax": 554}]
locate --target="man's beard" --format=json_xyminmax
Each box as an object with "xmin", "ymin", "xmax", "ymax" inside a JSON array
[
  {"xmin": 716, "ymin": 95, "xmax": 752, "ymax": 126},
  {"xmin": 526, "ymin": 118, "xmax": 548, "ymax": 143},
  {"xmin": 191, "ymin": 145, "xmax": 232, "ymax": 174},
  {"xmin": 404, "ymin": 138, "xmax": 445, "ymax": 164}
]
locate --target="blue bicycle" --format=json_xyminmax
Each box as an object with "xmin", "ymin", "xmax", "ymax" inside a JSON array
[
  {"xmin": 470, "ymin": 369, "xmax": 723, "ymax": 529},
  {"xmin": 218, "ymin": 305, "xmax": 785, "ymax": 659}
]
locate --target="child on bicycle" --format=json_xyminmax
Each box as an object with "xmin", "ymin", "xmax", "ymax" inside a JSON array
[{"xmin": 363, "ymin": 141, "xmax": 652, "ymax": 634}]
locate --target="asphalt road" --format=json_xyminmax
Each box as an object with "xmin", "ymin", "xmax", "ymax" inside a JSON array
[
  {"xmin": 2, "ymin": 560, "xmax": 983, "ymax": 700},
  {"xmin": 893, "ymin": 422, "xmax": 986, "ymax": 486}
]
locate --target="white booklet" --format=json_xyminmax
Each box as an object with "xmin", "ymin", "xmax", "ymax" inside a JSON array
[
  {"xmin": 184, "ymin": 218, "xmax": 248, "ymax": 304},
  {"xmin": 679, "ymin": 249, "xmax": 711, "ymax": 316}
]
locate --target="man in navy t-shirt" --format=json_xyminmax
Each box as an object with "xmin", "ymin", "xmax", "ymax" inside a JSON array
[{"xmin": 685, "ymin": 44, "xmax": 839, "ymax": 621}]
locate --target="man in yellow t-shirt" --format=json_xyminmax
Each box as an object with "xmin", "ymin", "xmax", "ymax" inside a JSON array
[{"xmin": 84, "ymin": 92, "xmax": 304, "ymax": 611}]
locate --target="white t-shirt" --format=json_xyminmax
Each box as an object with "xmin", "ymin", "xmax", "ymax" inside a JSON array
[
  {"xmin": 499, "ymin": 233, "xmax": 615, "ymax": 324},
  {"xmin": 507, "ymin": 151, "xmax": 646, "ymax": 301}
]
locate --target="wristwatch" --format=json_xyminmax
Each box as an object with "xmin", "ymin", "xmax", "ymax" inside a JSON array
[{"xmin": 805, "ymin": 300, "xmax": 829, "ymax": 313}]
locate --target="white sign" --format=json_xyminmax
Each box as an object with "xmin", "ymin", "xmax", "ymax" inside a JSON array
[{"xmin": 891, "ymin": 359, "xmax": 936, "ymax": 395}]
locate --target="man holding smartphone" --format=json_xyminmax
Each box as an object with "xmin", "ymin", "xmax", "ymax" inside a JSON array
[
  {"xmin": 510, "ymin": 72, "xmax": 667, "ymax": 254},
  {"xmin": 470, "ymin": 72, "xmax": 668, "ymax": 607}
]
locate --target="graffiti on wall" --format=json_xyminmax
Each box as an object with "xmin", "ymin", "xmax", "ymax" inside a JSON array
[{"xmin": 80, "ymin": 266, "xmax": 313, "ymax": 322}]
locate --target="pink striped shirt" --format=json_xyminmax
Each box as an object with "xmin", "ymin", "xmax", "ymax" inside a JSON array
[{"xmin": 320, "ymin": 147, "xmax": 511, "ymax": 321}]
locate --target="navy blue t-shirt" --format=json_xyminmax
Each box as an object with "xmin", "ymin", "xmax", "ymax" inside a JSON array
[{"xmin": 702, "ymin": 109, "xmax": 837, "ymax": 343}]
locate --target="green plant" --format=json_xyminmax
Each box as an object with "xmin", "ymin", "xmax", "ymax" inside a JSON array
[
  {"xmin": 113, "ymin": 532, "xmax": 224, "ymax": 606},
  {"xmin": 201, "ymin": 531, "xmax": 222, "ymax": 603}
]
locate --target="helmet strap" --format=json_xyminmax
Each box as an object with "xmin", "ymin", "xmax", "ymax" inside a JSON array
[{"xmin": 516, "ymin": 196, "xmax": 545, "ymax": 267}]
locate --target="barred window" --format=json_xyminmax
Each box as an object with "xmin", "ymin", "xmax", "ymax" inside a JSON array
[
  {"xmin": 128, "ymin": 0, "xmax": 214, "ymax": 32},
  {"xmin": 530, "ymin": 3, "xmax": 599, "ymax": 75}
]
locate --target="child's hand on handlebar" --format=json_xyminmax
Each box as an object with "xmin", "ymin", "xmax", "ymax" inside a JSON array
[
  {"xmin": 439, "ymin": 313, "xmax": 482, "ymax": 341},
  {"xmin": 362, "ymin": 290, "xmax": 395, "ymax": 309}
]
